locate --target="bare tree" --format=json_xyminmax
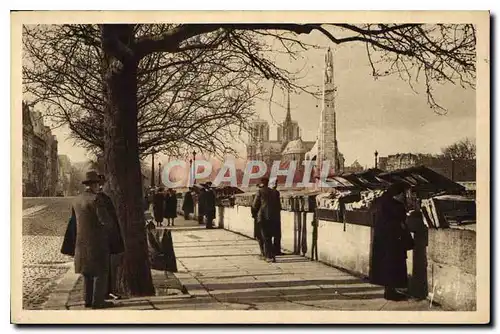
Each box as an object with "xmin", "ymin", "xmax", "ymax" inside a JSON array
[
  {"xmin": 23, "ymin": 23, "xmax": 476, "ymax": 296},
  {"xmin": 442, "ymin": 137, "xmax": 476, "ymax": 160},
  {"xmin": 23, "ymin": 25, "xmax": 314, "ymax": 159}
]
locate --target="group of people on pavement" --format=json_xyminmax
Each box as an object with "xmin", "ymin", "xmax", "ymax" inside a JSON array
[
  {"xmin": 61, "ymin": 170, "xmax": 124, "ymax": 309},
  {"xmin": 59, "ymin": 166, "xmax": 413, "ymax": 308},
  {"xmin": 148, "ymin": 182, "xmax": 218, "ymax": 229},
  {"xmin": 251, "ymin": 177, "xmax": 283, "ymax": 263},
  {"xmin": 194, "ymin": 182, "xmax": 218, "ymax": 229},
  {"xmin": 151, "ymin": 187, "xmax": 178, "ymax": 227}
]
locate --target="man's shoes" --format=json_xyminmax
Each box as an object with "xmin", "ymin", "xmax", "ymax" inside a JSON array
[
  {"xmin": 384, "ymin": 289, "xmax": 408, "ymax": 301},
  {"xmin": 92, "ymin": 301, "xmax": 115, "ymax": 309}
]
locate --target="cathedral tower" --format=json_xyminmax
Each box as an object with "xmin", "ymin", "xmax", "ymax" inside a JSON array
[{"xmin": 318, "ymin": 47, "xmax": 340, "ymax": 175}]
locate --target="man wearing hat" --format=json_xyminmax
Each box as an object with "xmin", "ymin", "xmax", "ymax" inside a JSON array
[
  {"xmin": 71, "ymin": 170, "xmax": 118, "ymax": 309},
  {"xmin": 252, "ymin": 177, "xmax": 280, "ymax": 262},
  {"xmin": 200, "ymin": 182, "xmax": 216, "ymax": 229}
]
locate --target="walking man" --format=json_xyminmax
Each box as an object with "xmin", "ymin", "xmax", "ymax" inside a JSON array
[
  {"xmin": 203, "ymin": 182, "xmax": 217, "ymax": 229},
  {"xmin": 252, "ymin": 177, "xmax": 280, "ymax": 262},
  {"xmin": 153, "ymin": 187, "xmax": 165, "ymax": 227},
  {"xmin": 182, "ymin": 187, "xmax": 194, "ymax": 220},
  {"xmin": 72, "ymin": 170, "xmax": 117, "ymax": 309},
  {"xmin": 271, "ymin": 183, "xmax": 283, "ymax": 256},
  {"xmin": 197, "ymin": 187, "xmax": 206, "ymax": 225}
]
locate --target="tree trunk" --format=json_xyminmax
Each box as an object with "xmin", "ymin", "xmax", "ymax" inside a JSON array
[{"xmin": 101, "ymin": 25, "xmax": 155, "ymax": 296}]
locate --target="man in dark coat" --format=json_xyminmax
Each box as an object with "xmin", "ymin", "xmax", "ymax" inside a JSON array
[
  {"xmin": 182, "ymin": 188, "xmax": 194, "ymax": 220},
  {"xmin": 252, "ymin": 178, "xmax": 281, "ymax": 262},
  {"xmin": 164, "ymin": 188, "xmax": 178, "ymax": 226},
  {"xmin": 153, "ymin": 187, "xmax": 165, "ymax": 227},
  {"xmin": 369, "ymin": 182, "xmax": 411, "ymax": 301},
  {"xmin": 271, "ymin": 184, "xmax": 283, "ymax": 256},
  {"xmin": 71, "ymin": 170, "xmax": 116, "ymax": 309},
  {"xmin": 202, "ymin": 182, "xmax": 216, "ymax": 229},
  {"xmin": 197, "ymin": 188, "xmax": 206, "ymax": 225}
]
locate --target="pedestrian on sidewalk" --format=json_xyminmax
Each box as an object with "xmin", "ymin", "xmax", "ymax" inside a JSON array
[
  {"xmin": 271, "ymin": 183, "xmax": 283, "ymax": 256},
  {"xmin": 252, "ymin": 177, "xmax": 280, "ymax": 263},
  {"xmin": 197, "ymin": 187, "xmax": 206, "ymax": 225},
  {"xmin": 70, "ymin": 170, "xmax": 119, "ymax": 309},
  {"xmin": 164, "ymin": 188, "xmax": 178, "ymax": 226},
  {"xmin": 97, "ymin": 174, "xmax": 125, "ymax": 301},
  {"xmin": 182, "ymin": 187, "xmax": 195, "ymax": 220},
  {"xmin": 251, "ymin": 198, "xmax": 265, "ymax": 258},
  {"xmin": 369, "ymin": 182, "xmax": 414, "ymax": 301},
  {"xmin": 153, "ymin": 187, "xmax": 165, "ymax": 227},
  {"xmin": 202, "ymin": 182, "xmax": 217, "ymax": 229}
]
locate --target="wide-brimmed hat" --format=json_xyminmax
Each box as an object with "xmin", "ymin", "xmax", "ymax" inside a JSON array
[{"xmin": 82, "ymin": 170, "xmax": 101, "ymax": 185}]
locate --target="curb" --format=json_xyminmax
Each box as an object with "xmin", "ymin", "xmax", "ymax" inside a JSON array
[{"xmin": 42, "ymin": 262, "xmax": 79, "ymax": 310}]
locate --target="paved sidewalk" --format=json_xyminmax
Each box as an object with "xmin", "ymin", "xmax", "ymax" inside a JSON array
[{"xmin": 43, "ymin": 216, "xmax": 442, "ymax": 311}]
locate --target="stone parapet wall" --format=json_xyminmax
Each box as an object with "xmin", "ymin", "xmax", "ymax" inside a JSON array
[{"xmin": 214, "ymin": 198, "xmax": 477, "ymax": 311}]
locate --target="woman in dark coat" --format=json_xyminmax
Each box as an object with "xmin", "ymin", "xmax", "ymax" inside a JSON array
[
  {"xmin": 369, "ymin": 182, "xmax": 412, "ymax": 301},
  {"xmin": 152, "ymin": 187, "xmax": 165, "ymax": 227},
  {"xmin": 182, "ymin": 188, "xmax": 194, "ymax": 220},
  {"xmin": 164, "ymin": 189, "xmax": 178, "ymax": 226}
]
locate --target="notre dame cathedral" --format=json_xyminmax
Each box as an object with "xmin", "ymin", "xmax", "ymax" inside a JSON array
[{"xmin": 246, "ymin": 47, "xmax": 345, "ymax": 176}]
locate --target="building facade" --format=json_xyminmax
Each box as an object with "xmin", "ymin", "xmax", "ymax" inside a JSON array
[
  {"xmin": 246, "ymin": 93, "xmax": 316, "ymax": 167},
  {"xmin": 57, "ymin": 155, "xmax": 72, "ymax": 196},
  {"xmin": 22, "ymin": 102, "xmax": 59, "ymax": 197},
  {"xmin": 378, "ymin": 153, "xmax": 476, "ymax": 182}
]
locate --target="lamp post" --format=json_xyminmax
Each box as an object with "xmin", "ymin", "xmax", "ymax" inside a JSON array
[
  {"xmin": 150, "ymin": 150, "xmax": 155, "ymax": 188},
  {"xmin": 158, "ymin": 162, "xmax": 162, "ymax": 186},
  {"xmin": 374, "ymin": 150, "xmax": 379, "ymax": 169},
  {"xmin": 192, "ymin": 151, "xmax": 196, "ymax": 185},
  {"xmin": 189, "ymin": 159, "xmax": 193, "ymax": 186}
]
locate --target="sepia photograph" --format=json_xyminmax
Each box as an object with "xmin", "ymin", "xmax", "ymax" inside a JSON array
[{"xmin": 11, "ymin": 10, "xmax": 490, "ymax": 324}]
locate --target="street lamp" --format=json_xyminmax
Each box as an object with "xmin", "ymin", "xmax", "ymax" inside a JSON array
[
  {"xmin": 192, "ymin": 151, "xmax": 196, "ymax": 184},
  {"xmin": 150, "ymin": 150, "xmax": 155, "ymax": 188},
  {"xmin": 374, "ymin": 150, "xmax": 379, "ymax": 169},
  {"xmin": 158, "ymin": 162, "xmax": 162, "ymax": 186}
]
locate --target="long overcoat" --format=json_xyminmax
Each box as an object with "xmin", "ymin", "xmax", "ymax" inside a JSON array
[
  {"xmin": 202, "ymin": 188, "xmax": 217, "ymax": 218},
  {"xmin": 61, "ymin": 194, "xmax": 124, "ymax": 256},
  {"xmin": 182, "ymin": 192, "xmax": 194, "ymax": 214},
  {"xmin": 164, "ymin": 193, "xmax": 178, "ymax": 219},
  {"xmin": 152, "ymin": 192, "xmax": 165, "ymax": 222},
  {"xmin": 252, "ymin": 186, "xmax": 281, "ymax": 224},
  {"xmin": 369, "ymin": 194, "xmax": 409, "ymax": 288},
  {"xmin": 71, "ymin": 189, "xmax": 114, "ymax": 276}
]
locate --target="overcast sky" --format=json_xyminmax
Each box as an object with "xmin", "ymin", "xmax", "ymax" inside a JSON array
[{"xmin": 50, "ymin": 27, "xmax": 476, "ymax": 168}]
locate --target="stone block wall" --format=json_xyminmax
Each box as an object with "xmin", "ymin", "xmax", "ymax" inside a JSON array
[{"xmin": 215, "ymin": 190, "xmax": 477, "ymax": 311}]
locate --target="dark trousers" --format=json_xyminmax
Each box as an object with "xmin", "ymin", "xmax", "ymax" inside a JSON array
[
  {"xmin": 205, "ymin": 212, "xmax": 215, "ymax": 228},
  {"xmin": 83, "ymin": 265, "xmax": 109, "ymax": 307},
  {"xmin": 272, "ymin": 221, "xmax": 282, "ymax": 255},
  {"xmin": 259, "ymin": 221, "xmax": 274, "ymax": 259},
  {"xmin": 184, "ymin": 211, "xmax": 190, "ymax": 220}
]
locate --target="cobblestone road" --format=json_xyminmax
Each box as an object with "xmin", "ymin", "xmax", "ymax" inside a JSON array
[{"xmin": 22, "ymin": 197, "xmax": 74, "ymax": 309}]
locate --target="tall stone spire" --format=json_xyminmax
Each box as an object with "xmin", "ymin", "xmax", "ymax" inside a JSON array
[{"xmin": 318, "ymin": 47, "xmax": 340, "ymax": 176}]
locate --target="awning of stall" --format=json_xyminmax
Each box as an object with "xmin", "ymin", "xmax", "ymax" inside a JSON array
[{"xmin": 376, "ymin": 165, "xmax": 465, "ymax": 195}]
